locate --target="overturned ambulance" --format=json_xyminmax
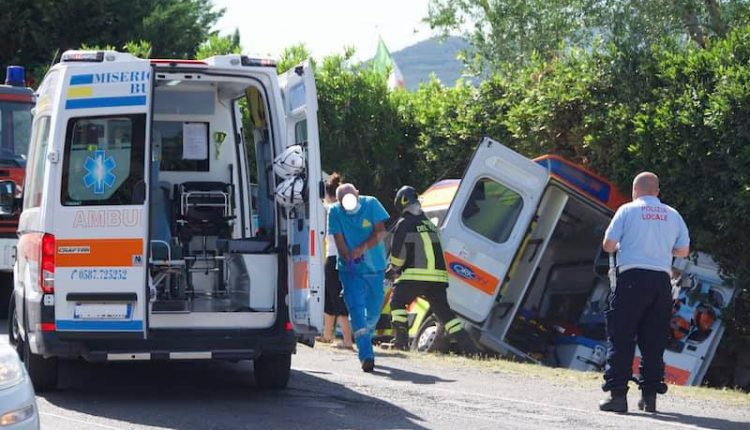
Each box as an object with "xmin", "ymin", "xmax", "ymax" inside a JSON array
[{"xmin": 420, "ymin": 138, "xmax": 734, "ymax": 386}]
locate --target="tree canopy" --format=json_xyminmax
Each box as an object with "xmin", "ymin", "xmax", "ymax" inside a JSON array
[
  {"xmin": 0, "ymin": 0, "xmax": 224, "ymax": 82},
  {"xmin": 427, "ymin": 0, "xmax": 750, "ymax": 73}
]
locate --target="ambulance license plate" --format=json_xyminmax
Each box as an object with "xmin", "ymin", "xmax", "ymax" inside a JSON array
[{"xmin": 74, "ymin": 303, "xmax": 131, "ymax": 320}]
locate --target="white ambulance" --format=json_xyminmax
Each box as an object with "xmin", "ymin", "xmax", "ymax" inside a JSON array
[{"xmin": 8, "ymin": 50, "xmax": 325, "ymax": 391}]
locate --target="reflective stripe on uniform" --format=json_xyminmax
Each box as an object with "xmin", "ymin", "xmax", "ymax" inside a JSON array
[
  {"xmin": 390, "ymin": 255, "xmax": 406, "ymax": 267},
  {"xmin": 419, "ymin": 232, "xmax": 435, "ymax": 270},
  {"xmin": 390, "ymin": 309, "xmax": 409, "ymax": 323},
  {"xmin": 353, "ymin": 328, "xmax": 369, "ymax": 339},
  {"xmin": 396, "ymin": 268, "xmax": 448, "ymax": 283},
  {"xmin": 445, "ymin": 318, "xmax": 464, "ymax": 334}
]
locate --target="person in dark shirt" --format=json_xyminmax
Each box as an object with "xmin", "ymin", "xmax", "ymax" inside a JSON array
[{"xmin": 386, "ymin": 186, "xmax": 478, "ymax": 354}]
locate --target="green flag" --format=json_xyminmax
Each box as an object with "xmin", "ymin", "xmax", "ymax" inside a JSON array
[
  {"xmin": 372, "ymin": 37, "xmax": 392, "ymax": 75},
  {"xmin": 372, "ymin": 36, "xmax": 405, "ymax": 89}
]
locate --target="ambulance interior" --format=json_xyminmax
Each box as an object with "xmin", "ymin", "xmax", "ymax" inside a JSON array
[
  {"xmin": 502, "ymin": 189, "xmax": 613, "ymax": 367},
  {"xmin": 145, "ymin": 74, "xmax": 279, "ymax": 328}
]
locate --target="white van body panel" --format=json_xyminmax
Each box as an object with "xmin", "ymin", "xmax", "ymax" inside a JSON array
[
  {"xmin": 440, "ymin": 137, "xmax": 549, "ymax": 323},
  {"xmin": 278, "ymin": 61, "xmax": 325, "ymax": 335},
  {"xmin": 49, "ymin": 58, "xmax": 152, "ymax": 334}
]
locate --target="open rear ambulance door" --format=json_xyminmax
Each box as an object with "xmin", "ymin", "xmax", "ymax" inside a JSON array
[
  {"xmin": 440, "ymin": 138, "xmax": 549, "ymax": 324},
  {"xmin": 278, "ymin": 60, "xmax": 325, "ymax": 336},
  {"xmin": 52, "ymin": 54, "xmax": 152, "ymax": 338}
]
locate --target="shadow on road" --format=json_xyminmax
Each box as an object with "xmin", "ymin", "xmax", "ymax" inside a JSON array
[
  {"xmin": 644, "ymin": 410, "xmax": 750, "ymax": 430},
  {"xmin": 40, "ymin": 358, "xmax": 430, "ymax": 430},
  {"xmin": 373, "ymin": 365, "xmax": 456, "ymax": 385}
]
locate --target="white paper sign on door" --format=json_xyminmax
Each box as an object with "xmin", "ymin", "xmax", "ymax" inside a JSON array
[{"xmin": 182, "ymin": 122, "xmax": 208, "ymax": 160}]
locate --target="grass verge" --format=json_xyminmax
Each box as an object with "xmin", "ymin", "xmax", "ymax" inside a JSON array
[{"xmin": 374, "ymin": 346, "xmax": 750, "ymax": 406}]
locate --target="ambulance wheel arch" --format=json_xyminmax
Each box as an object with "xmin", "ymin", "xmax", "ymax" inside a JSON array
[
  {"xmin": 440, "ymin": 138, "xmax": 549, "ymax": 323},
  {"xmin": 278, "ymin": 61, "xmax": 325, "ymax": 335}
]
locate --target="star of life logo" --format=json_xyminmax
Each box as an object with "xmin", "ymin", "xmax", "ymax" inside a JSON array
[{"xmin": 83, "ymin": 150, "xmax": 116, "ymax": 194}]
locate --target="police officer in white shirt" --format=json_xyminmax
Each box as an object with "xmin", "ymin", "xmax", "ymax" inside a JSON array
[{"xmin": 599, "ymin": 172, "xmax": 690, "ymax": 414}]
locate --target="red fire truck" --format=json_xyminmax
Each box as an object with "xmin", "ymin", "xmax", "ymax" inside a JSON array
[{"xmin": 0, "ymin": 66, "xmax": 33, "ymax": 316}]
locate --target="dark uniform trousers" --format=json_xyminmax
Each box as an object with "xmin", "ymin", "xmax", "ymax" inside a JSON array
[
  {"xmin": 390, "ymin": 280, "xmax": 458, "ymax": 330},
  {"xmin": 603, "ymin": 268, "xmax": 672, "ymax": 394}
]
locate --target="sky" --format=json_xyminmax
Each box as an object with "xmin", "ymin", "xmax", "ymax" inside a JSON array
[{"xmin": 212, "ymin": 0, "xmax": 435, "ymax": 61}]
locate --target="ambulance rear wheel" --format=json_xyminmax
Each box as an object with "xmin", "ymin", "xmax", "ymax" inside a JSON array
[
  {"xmin": 0, "ymin": 273, "xmax": 11, "ymax": 319},
  {"xmin": 412, "ymin": 315, "xmax": 449, "ymax": 353},
  {"xmin": 9, "ymin": 299, "xmax": 26, "ymax": 363},
  {"xmin": 254, "ymin": 353, "xmax": 291, "ymax": 389},
  {"xmin": 21, "ymin": 335, "xmax": 58, "ymax": 391},
  {"xmin": 8, "ymin": 299, "xmax": 18, "ymax": 349}
]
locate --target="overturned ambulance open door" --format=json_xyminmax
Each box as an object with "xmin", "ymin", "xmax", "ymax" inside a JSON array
[
  {"xmin": 440, "ymin": 138, "xmax": 549, "ymax": 323},
  {"xmin": 278, "ymin": 61, "xmax": 325, "ymax": 336}
]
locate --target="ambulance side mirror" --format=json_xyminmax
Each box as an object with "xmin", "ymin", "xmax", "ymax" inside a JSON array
[
  {"xmin": 593, "ymin": 248, "xmax": 609, "ymax": 281},
  {"xmin": 0, "ymin": 180, "xmax": 18, "ymax": 216}
]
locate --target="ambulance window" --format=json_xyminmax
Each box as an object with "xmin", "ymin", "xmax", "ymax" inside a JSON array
[
  {"xmin": 0, "ymin": 102, "xmax": 32, "ymax": 166},
  {"xmin": 154, "ymin": 121, "xmax": 209, "ymax": 171},
  {"xmin": 295, "ymin": 119, "xmax": 307, "ymax": 144},
  {"xmin": 12, "ymin": 109, "xmax": 32, "ymax": 162},
  {"xmin": 24, "ymin": 116, "xmax": 51, "ymax": 209},
  {"xmin": 61, "ymin": 114, "xmax": 146, "ymax": 206},
  {"xmin": 461, "ymin": 178, "xmax": 523, "ymax": 243}
]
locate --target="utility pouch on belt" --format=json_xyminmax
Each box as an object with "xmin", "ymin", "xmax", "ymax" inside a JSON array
[{"xmin": 608, "ymin": 253, "xmax": 617, "ymax": 292}]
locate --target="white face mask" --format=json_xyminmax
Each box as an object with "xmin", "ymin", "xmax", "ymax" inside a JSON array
[{"xmin": 342, "ymin": 193, "xmax": 361, "ymax": 214}]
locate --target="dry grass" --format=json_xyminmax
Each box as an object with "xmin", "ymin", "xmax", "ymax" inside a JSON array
[{"xmin": 373, "ymin": 347, "xmax": 750, "ymax": 406}]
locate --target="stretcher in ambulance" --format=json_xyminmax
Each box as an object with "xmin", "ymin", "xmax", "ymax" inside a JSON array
[
  {"xmin": 438, "ymin": 138, "xmax": 735, "ymax": 385},
  {"xmin": 10, "ymin": 50, "xmax": 325, "ymax": 391}
]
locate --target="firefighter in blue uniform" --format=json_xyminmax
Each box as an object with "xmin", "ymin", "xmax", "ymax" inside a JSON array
[
  {"xmin": 386, "ymin": 186, "xmax": 478, "ymax": 353},
  {"xmin": 599, "ymin": 172, "xmax": 690, "ymax": 413}
]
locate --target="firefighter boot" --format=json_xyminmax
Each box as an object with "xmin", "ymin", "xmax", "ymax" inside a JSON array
[
  {"xmin": 599, "ymin": 390, "xmax": 628, "ymax": 413},
  {"xmin": 389, "ymin": 309, "xmax": 410, "ymax": 351},
  {"xmin": 392, "ymin": 321, "xmax": 410, "ymax": 351},
  {"xmin": 638, "ymin": 392, "xmax": 657, "ymax": 413}
]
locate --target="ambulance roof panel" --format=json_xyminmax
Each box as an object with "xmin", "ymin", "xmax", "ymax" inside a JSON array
[
  {"xmin": 419, "ymin": 156, "xmax": 628, "ymax": 213},
  {"xmin": 533, "ymin": 155, "xmax": 628, "ymax": 212},
  {"xmin": 59, "ymin": 51, "xmax": 277, "ymax": 70}
]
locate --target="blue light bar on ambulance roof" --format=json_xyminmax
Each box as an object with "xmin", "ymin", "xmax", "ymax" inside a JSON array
[
  {"xmin": 241, "ymin": 56, "xmax": 276, "ymax": 68},
  {"xmin": 534, "ymin": 155, "xmax": 624, "ymax": 209},
  {"xmin": 61, "ymin": 51, "xmax": 104, "ymax": 63},
  {"xmin": 4, "ymin": 66, "xmax": 25, "ymax": 86}
]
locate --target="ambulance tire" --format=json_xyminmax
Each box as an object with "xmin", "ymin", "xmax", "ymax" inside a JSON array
[
  {"xmin": 8, "ymin": 299, "xmax": 19, "ymax": 351},
  {"xmin": 254, "ymin": 353, "xmax": 291, "ymax": 389},
  {"xmin": 21, "ymin": 335, "xmax": 58, "ymax": 392},
  {"xmin": 411, "ymin": 315, "xmax": 449, "ymax": 353},
  {"xmin": 0, "ymin": 274, "xmax": 11, "ymax": 319}
]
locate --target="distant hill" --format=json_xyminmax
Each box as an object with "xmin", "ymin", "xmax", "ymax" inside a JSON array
[{"xmin": 391, "ymin": 36, "xmax": 472, "ymax": 91}]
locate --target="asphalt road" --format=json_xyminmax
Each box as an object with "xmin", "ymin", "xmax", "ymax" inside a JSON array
[{"xmin": 2, "ymin": 324, "xmax": 748, "ymax": 429}]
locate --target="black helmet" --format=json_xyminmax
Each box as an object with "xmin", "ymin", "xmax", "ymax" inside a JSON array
[{"xmin": 394, "ymin": 186, "xmax": 419, "ymax": 214}]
